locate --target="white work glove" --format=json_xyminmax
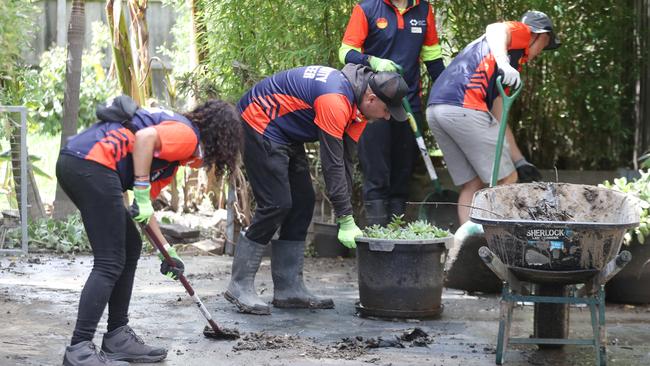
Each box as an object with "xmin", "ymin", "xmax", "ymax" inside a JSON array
[{"xmin": 494, "ymin": 54, "xmax": 520, "ymax": 88}]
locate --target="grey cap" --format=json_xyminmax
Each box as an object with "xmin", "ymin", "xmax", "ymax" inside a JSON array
[
  {"xmin": 521, "ymin": 10, "xmax": 561, "ymax": 50},
  {"xmin": 368, "ymin": 72, "xmax": 409, "ymax": 121}
]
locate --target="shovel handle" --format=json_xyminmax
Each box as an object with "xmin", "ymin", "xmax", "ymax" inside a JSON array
[
  {"xmin": 140, "ymin": 223, "xmax": 224, "ymax": 334},
  {"xmin": 141, "ymin": 224, "xmax": 194, "ymax": 295},
  {"xmin": 490, "ymin": 75, "xmax": 523, "ymax": 187},
  {"xmin": 395, "ymin": 64, "xmax": 442, "ymax": 191}
]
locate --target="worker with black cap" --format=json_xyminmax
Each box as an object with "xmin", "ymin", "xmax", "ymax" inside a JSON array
[
  {"xmin": 225, "ymin": 64, "xmax": 408, "ymax": 315},
  {"xmin": 426, "ymin": 10, "xmax": 561, "ymax": 225}
]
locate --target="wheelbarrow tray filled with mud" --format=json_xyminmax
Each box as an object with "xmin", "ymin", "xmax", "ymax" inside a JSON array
[{"xmin": 469, "ymin": 182, "xmax": 639, "ymax": 275}]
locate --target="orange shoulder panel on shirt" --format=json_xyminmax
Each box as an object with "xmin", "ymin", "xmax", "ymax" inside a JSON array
[
  {"xmin": 313, "ymin": 93, "xmax": 354, "ymax": 140},
  {"xmin": 342, "ymin": 4, "xmax": 369, "ymax": 49},
  {"xmin": 153, "ymin": 121, "xmax": 198, "ymax": 162},
  {"xmin": 241, "ymin": 94, "xmax": 311, "ymax": 135},
  {"xmin": 423, "ymin": 2, "xmax": 440, "ymax": 46},
  {"xmin": 345, "ymin": 120, "xmax": 367, "ymax": 143},
  {"xmin": 84, "ymin": 127, "xmax": 135, "ymax": 170},
  {"xmin": 505, "ymin": 21, "xmax": 532, "ymax": 51}
]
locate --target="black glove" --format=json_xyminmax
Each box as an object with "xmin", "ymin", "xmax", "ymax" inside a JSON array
[
  {"xmin": 515, "ymin": 158, "xmax": 542, "ymax": 183},
  {"xmin": 159, "ymin": 247, "xmax": 185, "ymax": 280}
]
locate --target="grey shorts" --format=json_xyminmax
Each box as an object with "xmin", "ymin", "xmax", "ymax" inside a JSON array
[{"xmin": 426, "ymin": 104, "xmax": 514, "ymax": 186}]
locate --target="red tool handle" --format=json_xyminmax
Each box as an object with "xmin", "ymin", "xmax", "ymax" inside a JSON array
[{"xmin": 142, "ymin": 224, "xmax": 195, "ymax": 295}]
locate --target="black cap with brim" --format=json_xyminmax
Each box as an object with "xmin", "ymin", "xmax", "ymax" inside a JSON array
[
  {"xmin": 368, "ymin": 72, "xmax": 409, "ymax": 121},
  {"xmin": 521, "ymin": 10, "xmax": 561, "ymax": 50}
]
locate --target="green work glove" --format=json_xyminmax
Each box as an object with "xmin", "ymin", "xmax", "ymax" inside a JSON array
[
  {"xmin": 133, "ymin": 186, "xmax": 154, "ymax": 223},
  {"xmin": 158, "ymin": 246, "xmax": 185, "ymax": 280},
  {"xmin": 337, "ymin": 215, "xmax": 363, "ymax": 249},
  {"xmin": 369, "ymin": 56, "xmax": 399, "ymax": 73}
]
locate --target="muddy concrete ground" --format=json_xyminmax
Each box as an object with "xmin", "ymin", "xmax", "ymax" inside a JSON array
[{"xmin": 1, "ymin": 254, "xmax": 650, "ymax": 366}]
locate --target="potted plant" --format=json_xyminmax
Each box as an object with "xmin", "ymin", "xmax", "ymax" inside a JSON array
[
  {"xmin": 601, "ymin": 169, "xmax": 650, "ymax": 303},
  {"xmin": 355, "ymin": 216, "xmax": 453, "ymax": 318}
]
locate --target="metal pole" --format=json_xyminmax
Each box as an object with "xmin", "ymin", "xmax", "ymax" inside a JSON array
[
  {"xmin": 20, "ymin": 107, "xmax": 28, "ymax": 253},
  {"xmin": 0, "ymin": 106, "xmax": 29, "ymax": 255}
]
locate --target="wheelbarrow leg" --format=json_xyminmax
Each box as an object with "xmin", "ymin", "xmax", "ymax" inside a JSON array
[
  {"xmin": 598, "ymin": 286, "xmax": 607, "ymax": 366},
  {"xmin": 589, "ymin": 285, "xmax": 607, "ymax": 366},
  {"xmin": 496, "ymin": 283, "xmax": 513, "ymax": 365}
]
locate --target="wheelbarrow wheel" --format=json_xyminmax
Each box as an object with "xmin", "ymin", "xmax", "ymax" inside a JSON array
[{"xmin": 533, "ymin": 284, "xmax": 569, "ymax": 349}]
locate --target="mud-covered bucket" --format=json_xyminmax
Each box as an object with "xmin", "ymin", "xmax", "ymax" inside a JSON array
[
  {"xmin": 470, "ymin": 183, "xmax": 640, "ymax": 272},
  {"xmin": 355, "ymin": 235, "xmax": 453, "ymax": 318}
]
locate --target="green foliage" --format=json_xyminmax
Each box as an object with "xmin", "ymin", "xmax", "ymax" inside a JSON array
[
  {"xmin": 364, "ymin": 215, "xmax": 450, "ymax": 240},
  {"xmin": 22, "ymin": 22, "xmax": 119, "ymax": 135},
  {"xmin": 5, "ymin": 213, "xmax": 90, "ymax": 253},
  {"xmin": 433, "ymin": 1, "xmax": 639, "ymax": 170},
  {"xmin": 199, "ymin": 0, "xmax": 356, "ymax": 102},
  {"xmin": 0, "ymin": 0, "xmax": 39, "ymax": 109},
  {"xmin": 601, "ymin": 171, "xmax": 650, "ymax": 245}
]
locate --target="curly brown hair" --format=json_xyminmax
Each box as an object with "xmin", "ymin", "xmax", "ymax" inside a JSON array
[{"xmin": 183, "ymin": 99, "xmax": 243, "ymax": 176}]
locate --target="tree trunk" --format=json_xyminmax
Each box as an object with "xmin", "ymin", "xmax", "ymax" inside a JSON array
[
  {"xmin": 53, "ymin": 0, "xmax": 85, "ymax": 220},
  {"xmin": 128, "ymin": 0, "xmax": 152, "ymax": 102},
  {"xmin": 106, "ymin": 0, "xmax": 137, "ymax": 101}
]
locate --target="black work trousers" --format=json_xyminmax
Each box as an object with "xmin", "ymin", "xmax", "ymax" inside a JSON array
[
  {"xmin": 242, "ymin": 124, "xmax": 315, "ymax": 244},
  {"xmin": 358, "ymin": 112, "xmax": 421, "ymax": 201},
  {"xmin": 56, "ymin": 154, "xmax": 142, "ymax": 345}
]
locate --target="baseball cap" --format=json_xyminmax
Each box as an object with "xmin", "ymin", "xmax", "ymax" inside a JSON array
[
  {"xmin": 521, "ymin": 10, "xmax": 561, "ymax": 50},
  {"xmin": 368, "ymin": 72, "xmax": 409, "ymax": 121}
]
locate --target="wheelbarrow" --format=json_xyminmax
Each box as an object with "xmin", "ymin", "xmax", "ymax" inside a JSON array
[{"xmin": 470, "ymin": 182, "xmax": 641, "ymax": 365}]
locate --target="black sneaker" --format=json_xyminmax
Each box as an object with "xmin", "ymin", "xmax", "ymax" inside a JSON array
[
  {"xmin": 62, "ymin": 341, "xmax": 129, "ymax": 366},
  {"xmin": 101, "ymin": 325, "xmax": 167, "ymax": 363}
]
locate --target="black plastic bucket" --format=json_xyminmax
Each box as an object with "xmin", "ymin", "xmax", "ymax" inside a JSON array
[
  {"xmin": 311, "ymin": 221, "xmax": 350, "ymax": 257},
  {"xmin": 355, "ymin": 236, "xmax": 453, "ymax": 318}
]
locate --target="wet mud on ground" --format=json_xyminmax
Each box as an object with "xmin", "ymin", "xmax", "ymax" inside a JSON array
[{"xmin": 2, "ymin": 255, "xmax": 650, "ymax": 365}]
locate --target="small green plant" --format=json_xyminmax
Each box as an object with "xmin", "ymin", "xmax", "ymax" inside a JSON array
[
  {"xmin": 5, "ymin": 213, "xmax": 90, "ymax": 253},
  {"xmin": 363, "ymin": 215, "xmax": 450, "ymax": 240},
  {"xmin": 601, "ymin": 170, "xmax": 650, "ymax": 244}
]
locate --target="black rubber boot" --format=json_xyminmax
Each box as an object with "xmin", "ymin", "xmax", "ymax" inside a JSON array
[
  {"xmin": 271, "ymin": 239, "xmax": 334, "ymax": 309},
  {"xmin": 101, "ymin": 325, "xmax": 167, "ymax": 363},
  {"xmin": 63, "ymin": 341, "xmax": 129, "ymax": 366},
  {"xmin": 364, "ymin": 199, "xmax": 388, "ymax": 227},
  {"xmin": 388, "ymin": 198, "xmax": 407, "ymax": 220},
  {"xmin": 224, "ymin": 233, "xmax": 271, "ymax": 315}
]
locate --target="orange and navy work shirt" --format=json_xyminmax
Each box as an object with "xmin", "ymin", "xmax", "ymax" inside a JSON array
[
  {"xmin": 427, "ymin": 21, "xmax": 532, "ymax": 112},
  {"xmin": 341, "ymin": 0, "xmax": 440, "ymax": 112},
  {"xmin": 60, "ymin": 108, "xmax": 202, "ymax": 198},
  {"xmin": 238, "ymin": 65, "xmax": 366, "ymax": 145}
]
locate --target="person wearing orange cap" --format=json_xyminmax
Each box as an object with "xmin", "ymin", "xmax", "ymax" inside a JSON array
[{"xmin": 427, "ymin": 10, "xmax": 561, "ymax": 225}]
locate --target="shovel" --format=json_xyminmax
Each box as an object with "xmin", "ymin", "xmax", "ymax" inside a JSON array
[
  {"xmin": 393, "ymin": 64, "xmax": 459, "ymax": 230},
  {"xmin": 490, "ymin": 75, "xmax": 523, "ymax": 187},
  {"xmin": 401, "ymin": 92, "xmax": 459, "ymax": 230},
  {"xmin": 139, "ymin": 221, "xmax": 240, "ymax": 340}
]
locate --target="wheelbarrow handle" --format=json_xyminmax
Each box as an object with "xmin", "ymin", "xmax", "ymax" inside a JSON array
[{"xmin": 490, "ymin": 75, "xmax": 524, "ymax": 187}]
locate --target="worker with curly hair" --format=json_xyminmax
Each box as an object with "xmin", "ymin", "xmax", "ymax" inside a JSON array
[{"xmin": 56, "ymin": 97, "xmax": 243, "ymax": 365}]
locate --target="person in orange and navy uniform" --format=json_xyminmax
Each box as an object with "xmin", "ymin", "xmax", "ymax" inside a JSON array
[
  {"xmin": 339, "ymin": 0, "xmax": 445, "ymax": 226},
  {"xmin": 427, "ymin": 11, "xmax": 561, "ymax": 225},
  {"xmin": 57, "ymin": 98, "xmax": 242, "ymax": 366},
  {"xmin": 224, "ymin": 64, "xmax": 409, "ymax": 315}
]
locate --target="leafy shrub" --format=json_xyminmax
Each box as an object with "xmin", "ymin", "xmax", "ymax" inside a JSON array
[
  {"xmin": 363, "ymin": 215, "xmax": 450, "ymax": 240},
  {"xmin": 6, "ymin": 213, "xmax": 90, "ymax": 253},
  {"xmin": 23, "ymin": 22, "xmax": 119, "ymax": 135},
  {"xmin": 600, "ymin": 171, "xmax": 650, "ymax": 244}
]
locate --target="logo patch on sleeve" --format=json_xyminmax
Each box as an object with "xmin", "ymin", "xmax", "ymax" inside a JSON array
[{"xmin": 376, "ymin": 18, "xmax": 388, "ymax": 29}]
